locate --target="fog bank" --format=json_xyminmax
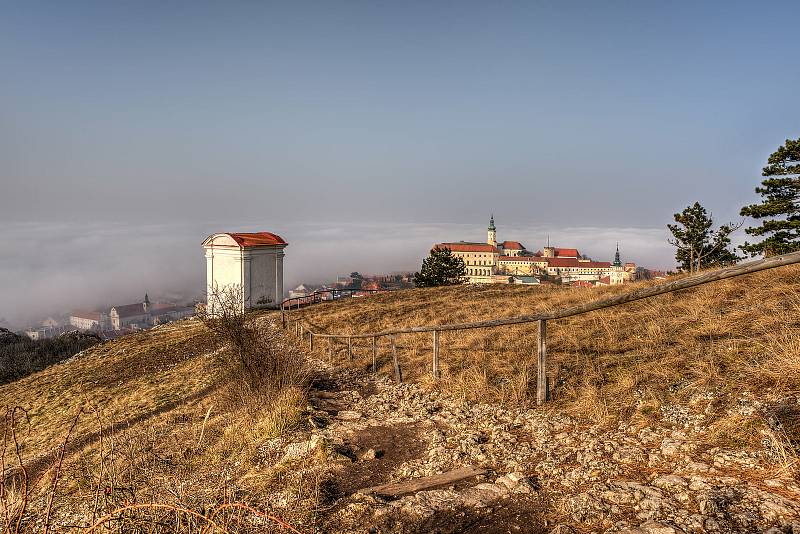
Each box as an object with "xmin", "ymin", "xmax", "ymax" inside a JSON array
[{"xmin": 0, "ymin": 221, "xmax": 676, "ymax": 329}]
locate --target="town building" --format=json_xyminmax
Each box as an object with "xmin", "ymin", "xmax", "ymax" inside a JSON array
[
  {"xmin": 434, "ymin": 216, "xmax": 632, "ymax": 286},
  {"xmin": 149, "ymin": 302, "xmax": 195, "ymax": 325},
  {"xmin": 202, "ymin": 231, "xmax": 288, "ymax": 314},
  {"xmin": 70, "ymin": 310, "xmax": 110, "ymax": 331},
  {"xmin": 288, "ymin": 284, "xmax": 320, "ymax": 300},
  {"xmin": 111, "ymin": 295, "xmax": 150, "ymax": 330},
  {"xmin": 69, "ymin": 294, "xmax": 193, "ymax": 333}
]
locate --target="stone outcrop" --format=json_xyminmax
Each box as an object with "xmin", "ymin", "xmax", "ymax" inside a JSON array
[{"xmin": 264, "ymin": 330, "xmax": 800, "ymax": 533}]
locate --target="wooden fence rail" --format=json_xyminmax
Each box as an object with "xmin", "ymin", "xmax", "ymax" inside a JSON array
[{"xmin": 281, "ymin": 250, "xmax": 800, "ymax": 404}]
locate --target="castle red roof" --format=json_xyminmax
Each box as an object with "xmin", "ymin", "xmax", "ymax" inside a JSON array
[
  {"xmin": 498, "ymin": 256, "xmax": 547, "ymax": 262},
  {"xmin": 436, "ymin": 243, "xmax": 499, "ymax": 253},
  {"xmin": 553, "ymin": 247, "xmax": 580, "ymax": 258},
  {"xmin": 545, "ymin": 258, "xmax": 611, "ymax": 268},
  {"xmin": 501, "ymin": 241, "xmax": 525, "ymax": 250}
]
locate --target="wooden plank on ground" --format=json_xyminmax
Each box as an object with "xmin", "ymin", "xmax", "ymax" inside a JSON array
[{"xmin": 358, "ymin": 466, "xmax": 487, "ymax": 497}]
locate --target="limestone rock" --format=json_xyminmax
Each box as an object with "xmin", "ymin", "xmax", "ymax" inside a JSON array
[{"xmin": 282, "ymin": 435, "xmax": 323, "ymax": 461}]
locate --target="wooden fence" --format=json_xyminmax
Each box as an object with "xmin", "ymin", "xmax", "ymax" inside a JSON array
[
  {"xmin": 281, "ymin": 287, "xmax": 389, "ymax": 314},
  {"xmin": 281, "ymin": 250, "xmax": 800, "ymax": 405}
]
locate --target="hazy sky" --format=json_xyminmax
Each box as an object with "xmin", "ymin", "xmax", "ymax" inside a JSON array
[{"xmin": 1, "ymin": 2, "xmax": 798, "ymax": 327}]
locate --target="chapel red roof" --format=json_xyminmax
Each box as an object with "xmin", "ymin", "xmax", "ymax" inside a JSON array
[
  {"xmin": 227, "ymin": 232, "xmax": 287, "ymax": 247},
  {"xmin": 501, "ymin": 241, "xmax": 525, "ymax": 250}
]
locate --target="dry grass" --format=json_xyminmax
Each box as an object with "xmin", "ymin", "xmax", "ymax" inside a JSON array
[
  {"xmin": 0, "ymin": 316, "xmax": 320, "ymax": 532},
  {"xmin": 296, "ymin": 265, "xmax": 800, "ymax": 469}
]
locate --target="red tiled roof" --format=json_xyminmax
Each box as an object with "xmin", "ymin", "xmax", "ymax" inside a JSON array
[
  {"xmin": 501, "ymin": 241, "xmax": 524, "ymax": 250},
  {"xmin": 546, "ymin": 258, "xmax": 611, "ymax": 268},
  {"xmin": 228, "ymin": 232, "xmax": 287, "ymax": 247},
  {"xmin": 203, "ymin": 232, "xmax": 287, "ymax": 248},
  {"xmin": 70, "ymin": 310, "xmax": 103, "ymax": 321},
  {"xmin": 553, "ymin": 248, "xmax": 580, "ymax": 258},
  {"xmin": 436, "ymin": 243, "xmax": 499, "ymax": 253},
  {"xmin": 112, "ymin": 303, "xmax": 146, "ymax": 318},
  {"xmin": 573, "ymin": 280, "xmax": 594, "ymax": 287},
  {"xmin": 598, "ymin": 276, "xmax": 612, "ymax": 284},
  {"xmin": 498, "ymin": 256, "xmax": 547, "ymax": 262}
]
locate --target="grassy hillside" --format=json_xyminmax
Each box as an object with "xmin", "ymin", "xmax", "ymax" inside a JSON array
[
  {"xmin": 0, "ymin": 317, "xmax": 315, "ymax": 532},
  {"xmin": 2, "ymin": 265, "xmax": 798, "ymax": 531},
  {"xmin": 297, "ymin": 265, "xmax": 800, "ymax": 460}
]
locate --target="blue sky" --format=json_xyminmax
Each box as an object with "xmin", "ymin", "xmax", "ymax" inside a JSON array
[
  {"xmin": 1, "ymin": 1, "xmax": 798, "ymax": 326},
  {"xmin": 3, "ymin": 1, "xmax": 798, "ymax": 226}
]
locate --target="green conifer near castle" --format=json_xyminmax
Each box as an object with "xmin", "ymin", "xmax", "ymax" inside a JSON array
[
  {"xmin": 414, "ymin": 247, "xmax": 467, "ymax": 287},
  {"xmin": 740, "ymin": 138, "xmax": 800, "ymax": 257}
]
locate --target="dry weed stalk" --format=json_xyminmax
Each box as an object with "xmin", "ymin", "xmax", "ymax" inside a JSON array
[
  {"xmin": 42, "ymin": 406, "xmax": 82, "ymax": 534},
  {"xmin": 2, "ymin": 406, "xmax": 30, "ymax": 533}
]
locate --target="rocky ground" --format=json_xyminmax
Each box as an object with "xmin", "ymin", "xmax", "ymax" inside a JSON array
[{"xmin": 265, "ymin": 348, "xmax": 800, "ymax": 534}]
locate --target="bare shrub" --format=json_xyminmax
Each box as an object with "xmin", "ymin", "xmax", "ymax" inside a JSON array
[{"xmin": 198, "ymin": 284, "xmax": 309, "ymax": 410}]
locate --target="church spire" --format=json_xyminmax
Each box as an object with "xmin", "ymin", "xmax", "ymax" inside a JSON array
[
  {"xmin": 613, "ymin": 243, "xmax": 622, "ymax": 267},
  {"xmin": 487, "ymin": 214, "xmax": 497, "ymax": 247}
]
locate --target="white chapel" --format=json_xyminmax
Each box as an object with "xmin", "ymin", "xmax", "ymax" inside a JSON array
[{"xmin": 202, "ymin": 232, "xmax": 288, "ymax": 314}]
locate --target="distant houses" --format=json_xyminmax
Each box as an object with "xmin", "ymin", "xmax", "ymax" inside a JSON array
[
  {"xmin": 65, "ymin": 293, "xmax": 194, "ymax": 337},
  {"xmin": 69, "ymin": 310, "xmax": 109, "ymax": 331}
]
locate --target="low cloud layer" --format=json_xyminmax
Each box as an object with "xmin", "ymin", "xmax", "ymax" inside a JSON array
[{"xmin": 0, "ymin": 221, "xmax": 676, "ymax": 329}]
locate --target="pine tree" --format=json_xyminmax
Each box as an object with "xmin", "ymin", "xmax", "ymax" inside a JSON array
[
  {"xmin": 740, "ymin": 138, "xmax": 800, "ymax": 256},
  {"xmin": 667, "ymin": 202, "xmax": 740, "ymax": 273},
  {"xmin": 414, "ymin": 247, "xmax": 467, "ymax": 287}
]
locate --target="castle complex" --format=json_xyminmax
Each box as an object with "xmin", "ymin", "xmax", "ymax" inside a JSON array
[{"xmin": 436, "ymin": 216, "xmax": 634, "ymax": 286}]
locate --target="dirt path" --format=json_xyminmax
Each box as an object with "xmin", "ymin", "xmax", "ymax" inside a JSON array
[
  {"xmin": 274, "ymin": 328, "xmax": 800, "ymax": 533},
  {"xmin": 302, "ymin": 363, "xmax": 552, "ymax": 533}
]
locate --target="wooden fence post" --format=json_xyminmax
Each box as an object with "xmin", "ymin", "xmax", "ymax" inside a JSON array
[
  {"xmin": 537, "ymin": 319, "xmax": 547, "ymax": 405},
  {"xmin": 392, "ymin": 336, "xmax": 403, "ymax": 384},
  {"xmin": 328, "ymin": 338, "xmax": 333, "ymax": 363},
  {"xmin": 309, "ymin": 332, "xmax": 314, "ymax": 351},
  {"xmin": 432, "ymin": 330, "xmax": 440, "ymax": 379},
  {"xmin": 372, "ymin": 336, "xmax": 377, "ymax": 373},
  {"xmin": 295, "ymin": 321, "xmax": 299, "ymax": 337},
  {"xmin": 348, "ymin": 337, "xmax": 353, "ymax": 361},
  {"xmin": 282, "ymin": 308, "xmax": 286, "ymax": 329}
]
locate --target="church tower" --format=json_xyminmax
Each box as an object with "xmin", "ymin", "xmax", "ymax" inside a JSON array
[
  {"xmin": 613, "ymin": 243, "xmax": 622, "ymax": 267},
  {"xmin": 143, "ymin": 293, "xmax": 150, "ymax": 314},
  {"xmin": 487, "ymin": 214, "xmax": 497, "ymax": 247}
]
